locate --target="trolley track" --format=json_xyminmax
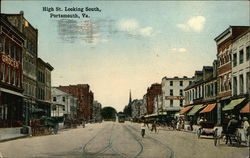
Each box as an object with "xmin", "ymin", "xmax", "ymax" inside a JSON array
[
  {"xmin": 81, "ymin": 123, "xmax": 128, "ymax": 158},
  {"xmin": 126, "ymin": 124, "xmax": 175, "ymax": 158}
]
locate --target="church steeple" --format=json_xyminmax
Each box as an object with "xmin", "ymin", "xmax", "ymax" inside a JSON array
[{"xmin": 129, "ymin": 89, "xmax": 132, "ymax": 104}]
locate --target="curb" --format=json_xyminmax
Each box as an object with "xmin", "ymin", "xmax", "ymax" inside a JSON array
[{"xmin": 0, "ymin": 135, "xmax": 29, "ymax": 143}]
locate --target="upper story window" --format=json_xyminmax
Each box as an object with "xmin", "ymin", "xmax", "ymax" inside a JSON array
[
  {"xmin": 62, "ymin": 97, "xmax": 65, "ymax": 102},
  {"xmin": 246, "ymin": 46, "xmax": 250, "ymax": 61},
  {"xmin": 233, "ymin": 53, "xmax": 237, "ymax": 67},
  {"xmin": 180, "ymin": 81, "xmax": 183, "ymax": 86},
  {"xmin": 170, "ymin": 81, "xmax": 173, "ymax": 86},
  {"xmin": 170, "ymin": 89, "xmax": 173, "ymax": 96},
  {"xmin": 239, "ymin": 49, "xmax": 244, "ymax": 64},
  {"xmin": 170, "ymin": 99, "xmax": 173, "ymax": 107},
  {"xmin": 8, "ymin": 40, "xmax": 11, "ymax": 56},
  {"xmin": 1, "ymin": 38, "xmax": 6, "ymax": 54},
  {"xmin": 53, "ymin": 97, "xmax": 57, "ymax": 102},
  {"xmin": 180, "ymin": 100, "xmax": 183, "ymax": 107},
  {"xmin": 179, "ymin": 89, "xmax": 183, "ymax": 96},
  {"xmin": 189, "ymin": 81, "xmax": 192, "ymax": 85}
]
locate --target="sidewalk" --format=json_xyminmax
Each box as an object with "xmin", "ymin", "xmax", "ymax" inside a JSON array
[{"xmin": 0, "ymin": 127, "xmax": 29, "ymax": 143}]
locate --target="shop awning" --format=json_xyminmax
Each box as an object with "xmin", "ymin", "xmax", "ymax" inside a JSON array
[
  {"xmin": 144, "ymin": 112, "xmax": 167, "ymax": 118},
  {"xmin": 240, "ymin": 102, "xmax": 250, "ymax": 113},
  {"xmin": 200, "ymin": 103, "xmax": 217, "ymax": 113},
  {"xmin": 0, "ymin": 87, "xmax": 23, "ymax": 97},
  {"xmin": 187, "ymin": 104, "xmax": 204, "ymax": 116},
  {"xmin": 180, "ymin": 106, "xmax": 193, "ymax": 114},
  {"xmin": 222, "ymin": 98, "xmax": 245, "ymax": 111}
]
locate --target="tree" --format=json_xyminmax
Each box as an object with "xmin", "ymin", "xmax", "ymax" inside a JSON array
[
  {"xmin": 123, "ymin": 105, "xmax": 132, "ymax": 117},
  {"xmin": 101, "ymin": 107, "xmax": 117, "ymax": 120}
]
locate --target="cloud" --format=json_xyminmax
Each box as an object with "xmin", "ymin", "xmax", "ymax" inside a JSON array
[
  {"xmin": 138, "ymin": 27, "xmax": 153, "ymax": 36},
  {"xmin": 117, "ymin": 19, "xmax": 155, "ymax": 37},
  {"xmin": 118, "ymin": 19, "xmax": 139, "ymax": 31},
  {"xmin": 177, "ymin": 16, "xmax": 206, "ymax": 32},
  {"xmin": 171, "ymin": 48, "xmax": 187, "ymax": 52}
]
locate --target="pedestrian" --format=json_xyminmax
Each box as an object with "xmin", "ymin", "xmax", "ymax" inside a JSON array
[
  {"xmin": 226, "ymin": 115, "xmax": 238, "ymax": 145},
  {"xmin": 151, "ymin": 121, "xmax": 157, "ymax": 133},
  {"xmin": 141, "ymin": 122, "xmax": 146, "ymax": 138},
  {"xmin": 189, "ymin": 116, "xmax": 193, "ymax": 131},
  {"xmin": 242, "ymin": 117, "xmax": 249, "ymax": 146}
]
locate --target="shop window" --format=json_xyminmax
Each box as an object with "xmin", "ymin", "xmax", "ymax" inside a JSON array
[{"xmin": 239, "ymin": 49, "xmax": 244, "ymax": 64}]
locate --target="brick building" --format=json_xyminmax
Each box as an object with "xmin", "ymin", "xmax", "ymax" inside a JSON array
[
  {"xmin": 146, "ymin": 83, "xmax": 161, "ymax": 114},
  {"xmin": 57, "ymin": 84, "xmax": 93, "ymax": 121},
  {"xmin": 3, "ymin": 11, "xmax": 39, "ymax": 125},
  {"xmin": 0, "ymin": 15, "xmax": 24, "ymax": 127},
  {"xmin": 214, "ymin": 26, "xmax": 249, "ymax": 124}
]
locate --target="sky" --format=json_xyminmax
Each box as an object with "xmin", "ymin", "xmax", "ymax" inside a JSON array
[{"xmin": 2, "ymin": 0, "xmax": 249, "ymax": 112}]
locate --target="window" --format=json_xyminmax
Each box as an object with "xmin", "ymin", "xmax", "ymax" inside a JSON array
[
  {"xmin": 2, "ymin": 38, "xmax": 5, "ymax": 54},
  {"xmin": 189, "ymin": 81, "xmax": 192, "ymax": 85},
  {"xmin": 1, "ymin": 64, "xmax": 5, "ymax": 81},
  {"xmin": 13, "ymin": 70, "xmax": 16, "ymax": 85},
  {"xmin": 246, "ymin": 46, "xmax": 250, "ymax": 61},
  {"xmin": 170, "ymin": 81, "xmax": 173, "ymax": 86},
  {"xmin": 233, "ymin": 53, "xmax": 237, "ymax": 67},
  {"xmin": 13, "ymin": 45, "xmax": 16, "ymax": 60},
  {"xmin": 8, "ymin": 66, "xmax": 10, "ymax": 83},
  {"xmin": 239, "ymin": 74, "xmax": 244, "ymax": 94},
  {"xmin": 180, "ymin": 81, "xmax": 183, "ymax": 86},
  {"xmin": 62, "ymin": 97, "xmax": 65, "ymax": 102},
  {"xmin": 8, "ymin": 40, "xmax": 11, "ymax": 55},
  {"xmin": 170, "ymin": 89, "xmax": 173, "ymax": 96},
  {"xmin": 233, "ymin": 77, "xmax": 237, "ymax": 96},
  {"xmin": 239, "ymin": 49, "xmax": 244, "ymax": 64},
  {"xmin": 170, "ymin": 100, "xmax": 173, "ymax": 107},
  {"xmin": 179, "ymin": 89, "xmax": 183, "ymax": 96},
  {"xmin": 180, "ymin": 100, "xmax": 183, "ymax": 107},
  {"xmin": 246, "ymin": 72, "xmax": 250, "ymax": 94}
]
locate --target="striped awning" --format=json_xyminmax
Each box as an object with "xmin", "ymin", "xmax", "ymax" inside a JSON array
[
  {"xmin": 180, "ymin": 106, "xmax": 193, "ymax": 114},
  {"xmin": 240, "ymin": 102, "xmax": 250, "ymax": 113},
  {"xmin": 222, "ymin": 98, "xmax": 245, "ymax": 111},
  {"xmin": 200, "ymin": 103, "xmax": 217, "ymax": 113},
  {"xmin": 187, "ymin": 104, "xmax": 204, "ymax": 116}
]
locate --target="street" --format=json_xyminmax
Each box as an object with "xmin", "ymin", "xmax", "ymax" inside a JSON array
[{"xmin": 0, "ymin": 122, "xmax": 249, "ymax": 158}]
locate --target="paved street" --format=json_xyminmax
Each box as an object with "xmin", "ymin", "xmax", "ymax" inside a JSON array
[{"xmin": 0, "ymin": 122, "xmax": 249, "ymax": 158}]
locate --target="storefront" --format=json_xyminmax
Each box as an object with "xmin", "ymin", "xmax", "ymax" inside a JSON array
[
  {"xmin": 199, "ymin": 103, "xmax": 217, "ymax": 124},
  {"xmin": 0, "ymin": 88, "xmax": 23, "ymax": 128}
]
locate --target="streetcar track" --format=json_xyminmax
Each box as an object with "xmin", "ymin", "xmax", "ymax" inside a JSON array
[
  {"xmin": 126, "ymin": 124, "xmax": 175, "ymax": 158},
  {"xmin": 81, "ymin": 123, "xmax": 128, "ymax": 158},
  {"xmin": 123, "ymin": 125, "xmax": 144, "ymax": 158}
]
